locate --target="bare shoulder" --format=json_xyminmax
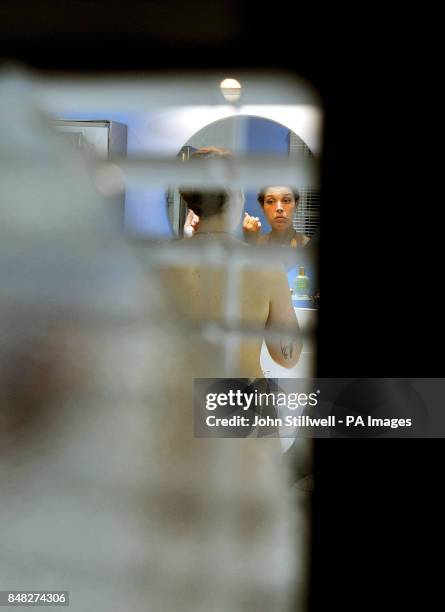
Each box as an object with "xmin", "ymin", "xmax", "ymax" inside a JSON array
[{"xmin": 254, "ymin": 264, "xmax": 289, "ymax": 301}]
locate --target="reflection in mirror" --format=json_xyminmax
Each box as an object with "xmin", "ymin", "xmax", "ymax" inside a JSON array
[
  {"xmin": 167, "ymin": 115, "xmax": 320, "ymax": 248},
  {"xmin": 165, "ymin": 114, "xmax": 320, "ymax": 337}
]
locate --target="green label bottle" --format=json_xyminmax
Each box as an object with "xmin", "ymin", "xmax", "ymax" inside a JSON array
[{"xmin": 294, "ymin": 266, "xmax": 310, "ymax": 299}]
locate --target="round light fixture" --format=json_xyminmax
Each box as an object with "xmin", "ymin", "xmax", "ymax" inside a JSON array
[{"xmin": 219, "ymin": 78, "xmax": 241, "ymax": 103}]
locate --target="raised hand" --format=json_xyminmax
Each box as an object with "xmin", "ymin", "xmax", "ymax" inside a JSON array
[
  {"xmin": 242, "ymin": 212, "xmax": 261, "ymax": 233},
  {"xmin": 183, "ymin": 209, "xmax": 200, "ymax": 237}
]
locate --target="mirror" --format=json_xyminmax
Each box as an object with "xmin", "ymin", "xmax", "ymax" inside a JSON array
[{"xmin": 167, "ymin": 115, "xmax": 320, "ymax": 248}]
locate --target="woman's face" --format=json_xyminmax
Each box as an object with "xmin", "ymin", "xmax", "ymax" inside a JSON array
[{"xmin": 262, "ymin": 186, "xmax": 296, "ymax": 231}]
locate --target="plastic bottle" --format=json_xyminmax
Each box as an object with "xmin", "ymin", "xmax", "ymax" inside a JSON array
[{"xmin": 294, "ymin": 266, "xmax": 310, "ymax": 299}]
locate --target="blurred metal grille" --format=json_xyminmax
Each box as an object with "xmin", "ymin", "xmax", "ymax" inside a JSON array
[{"xmin": 0, "ymin": 69, "xmax": 317, "ymax": 612}]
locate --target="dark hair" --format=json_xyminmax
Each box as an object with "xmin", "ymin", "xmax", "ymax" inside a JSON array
[
  {"xmin": 179, "ymin": 147, "xmax": 231, "ymax": 218},
  {"xmin": 257, "ymin": 186, "xmax": 300, "ymax": 207}
]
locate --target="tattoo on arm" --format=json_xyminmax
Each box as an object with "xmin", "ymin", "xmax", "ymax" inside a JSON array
[{"xmin": 280, "ymin": 340, "xmax": 294, "ymax": 360}]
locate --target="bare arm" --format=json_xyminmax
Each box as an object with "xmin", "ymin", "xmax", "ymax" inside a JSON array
[{"xmin": 265, "ymin": 269, "xmax": 302, "ymax": 368}]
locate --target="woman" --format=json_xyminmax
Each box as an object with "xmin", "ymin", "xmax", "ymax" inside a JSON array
[
  {"xmin": 185, "ymin": 184, "xmax": 309, "ymax": 248},
  {"xmin": 243, "ymin": 185, "xmax": 310, "ymax": 248},
  {"xmin": 170, "ymin": 147, "xmax": 302, "ymax": 379}
]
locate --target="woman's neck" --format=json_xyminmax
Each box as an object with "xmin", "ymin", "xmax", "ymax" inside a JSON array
[
  {"xmin": 269, "ymin": 227, "xmax": 296, "ymax": 243},
  {"xmin": 196, "ymin": 215, "xmax": 230, "ymax": 234}
]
